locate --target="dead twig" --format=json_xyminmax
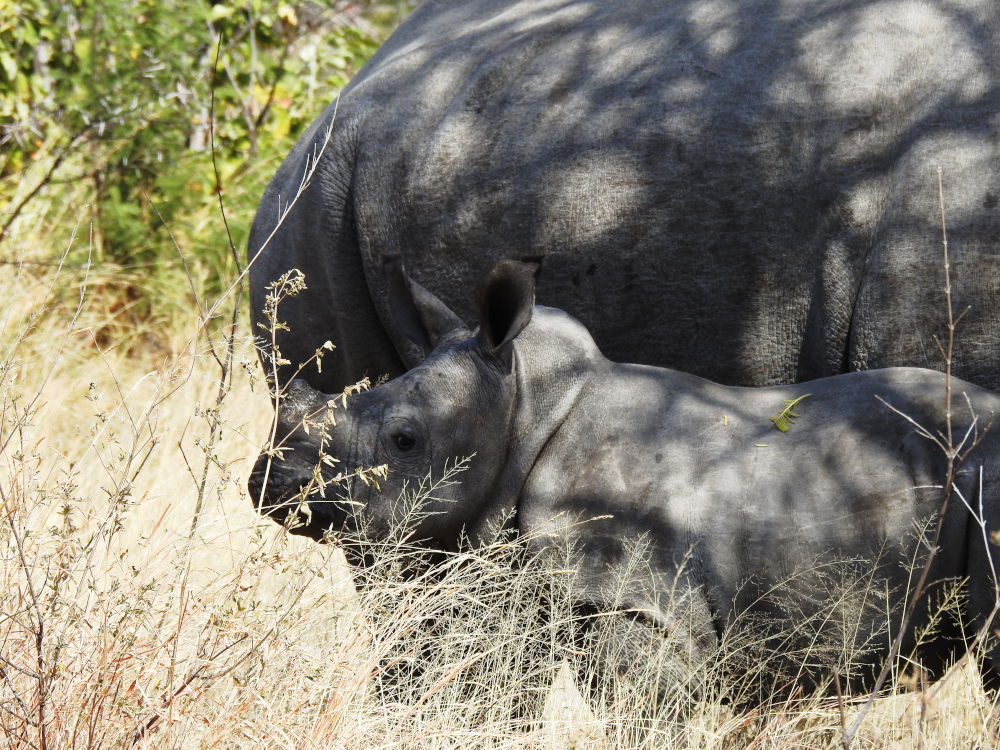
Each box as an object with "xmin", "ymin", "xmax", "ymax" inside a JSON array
[{"xmin": 843, "ymin": 167, "xmax": 989, "ymax": 747}]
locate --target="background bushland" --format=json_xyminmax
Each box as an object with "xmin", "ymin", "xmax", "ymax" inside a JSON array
[{"xmin": 1, "ymin": 0, "xmax": 411, "ymax": 348}]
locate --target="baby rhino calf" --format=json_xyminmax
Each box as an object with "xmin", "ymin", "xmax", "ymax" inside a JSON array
[{"xmin": 250, "ymin": 259, "xmax": 1000, "ymax": 710}]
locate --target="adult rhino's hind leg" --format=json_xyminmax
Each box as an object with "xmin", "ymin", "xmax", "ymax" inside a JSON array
[{"xmin": 248, "ymin": 107, "xmax": 405, "ymax": 395}]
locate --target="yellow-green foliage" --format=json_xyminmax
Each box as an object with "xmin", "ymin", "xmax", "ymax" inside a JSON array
[{"xmin": 0, "ymin": 1, "xmax": 402, "ymax": 345}]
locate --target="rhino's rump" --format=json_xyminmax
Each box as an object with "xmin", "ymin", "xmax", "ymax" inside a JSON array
[
  {"xmin": 250, "ymin": 0, "xmax": 1000, "ymax": 394},
  {"xmin": 349, "ymin": 0, "xmax": 1000, "ymax": 387}
]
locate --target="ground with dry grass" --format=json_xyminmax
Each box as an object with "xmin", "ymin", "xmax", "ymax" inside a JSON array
[{"xmin": 1, "ymin": 238, "xmax": 998, "ymax": 750}]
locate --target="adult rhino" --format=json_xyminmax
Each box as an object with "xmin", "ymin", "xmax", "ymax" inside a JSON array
[
  {"xmin": 249, "ymin": 259, "xmax": 1000, "ymax": 706},
  {"xmin": 249, "ymin": 0, "xmax": 1000, "ymax": 395}
]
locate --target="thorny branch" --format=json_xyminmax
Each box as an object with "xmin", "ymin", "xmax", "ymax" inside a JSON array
[{"xmin": 841, "ymin": 168, "xmax": 996, "ymax": 748}]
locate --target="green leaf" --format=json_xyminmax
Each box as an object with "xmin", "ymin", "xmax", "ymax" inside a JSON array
[
  {"xmin": 277, "ymin": 3, "xmax": 297, "ymax": 26},
  {"xmin": 769, "ymin": 394, "xmax": 811, "ymax": 433},
  {"xmin": 269, "ymin": 106, "xmax": 292, "ymax": 141},
  {"xmin": 14, "ymin": 71, "xmax": 28, "ymax": 98},
  {"xmin": 22, "ymin": 21, "xmax": 39, "ymax": 47},
  {"xmin": 74, "ymin": 37, "xmax": 92, "ymax": 65},
  {"xmin": 209, "ymin": 4, "xmax": 236, "ymax": 21},
  {"xmin": 0, "ymin": 51, "xmax": 16, "ymax": 82}
]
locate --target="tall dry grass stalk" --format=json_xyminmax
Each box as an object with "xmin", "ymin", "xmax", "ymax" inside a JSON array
[{"xmin": 0, "ymin": 222, "xmax": 997, "ymax": 748}]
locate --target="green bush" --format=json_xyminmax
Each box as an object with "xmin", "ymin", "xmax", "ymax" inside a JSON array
[{"xmin": 0, "ymin": 0, "xmax": 403, "ymax": 345}]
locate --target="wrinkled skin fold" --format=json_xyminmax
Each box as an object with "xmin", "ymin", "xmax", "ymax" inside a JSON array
[{"xmin": 250, "ymin": 260, "xmax": 1000, "ymax": 714}]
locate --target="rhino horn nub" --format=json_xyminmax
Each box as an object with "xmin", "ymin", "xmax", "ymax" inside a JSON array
[{"xmin": 278, "ymin": 379, "xmax": 322, "ymax": 428}]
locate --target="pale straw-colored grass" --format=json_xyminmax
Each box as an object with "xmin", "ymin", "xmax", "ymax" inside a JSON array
[{"xmin": 0, "ymin": 248, "xmax": 996, "ymax": 749}]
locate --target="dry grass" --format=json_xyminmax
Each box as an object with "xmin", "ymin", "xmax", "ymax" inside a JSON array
[{"xmin": 0, "ymin": 239, "xmax": 998, "ymax": 749}]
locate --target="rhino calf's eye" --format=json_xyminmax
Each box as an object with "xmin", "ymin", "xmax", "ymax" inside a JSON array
[{"xmin": 394, "ymin": 432, "xmax": 416, "ymax": 451}]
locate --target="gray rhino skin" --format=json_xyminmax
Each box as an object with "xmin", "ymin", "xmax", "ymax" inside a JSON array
[
  {"xmin": 249, "ymin": 0, "xmax": 1000, "ymax": 395},
  {"xmin": 249, "ymin": 260, "xmax": 1000, "ymax": 702}
]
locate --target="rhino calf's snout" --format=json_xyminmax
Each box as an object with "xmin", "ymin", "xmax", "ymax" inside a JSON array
[{"xmin": 277, "ymin": 378, "xmax": 326, "ymax": 426}]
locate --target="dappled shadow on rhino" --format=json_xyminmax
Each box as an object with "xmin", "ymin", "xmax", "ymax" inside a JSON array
[
  {"xmin": 250, "ymin": 0, "xmax": 1000, "ymax": 399},
  {"xmin": 249, "ymin": 259, "xmax": 1000, "ymax": 726}
]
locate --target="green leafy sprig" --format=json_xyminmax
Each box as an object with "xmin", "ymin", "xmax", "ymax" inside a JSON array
[{"xmin": 769, "ymin": 394, "xmax": 811, "ymax": 433}]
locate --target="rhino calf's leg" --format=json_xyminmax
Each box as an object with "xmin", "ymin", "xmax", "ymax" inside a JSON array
[{"xmin": 571, "ymin": 601, "xmax": 718, "ymax": 741}]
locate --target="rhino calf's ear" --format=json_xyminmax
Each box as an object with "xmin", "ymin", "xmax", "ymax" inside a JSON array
[
  {"xmin": 476, "ymin": 260, "xmax": 536, "ymax": 363},
  {"xmin": 384, "ymin": 256, "xmax": 468, "ymax": 360}
]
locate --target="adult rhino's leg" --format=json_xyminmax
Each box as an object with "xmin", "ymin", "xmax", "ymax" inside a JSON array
[
  {"xmin": 846, "ymin": 125, "xmax": 1000, "ymax": 391},
  {"xmin": 248, "ymin": 104, "xmax": 405, "ymax": 395}
]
